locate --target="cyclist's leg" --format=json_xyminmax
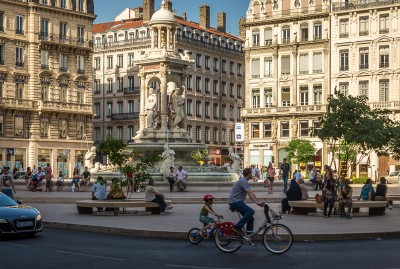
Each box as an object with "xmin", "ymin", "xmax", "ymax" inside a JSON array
[{"xmin": 230, "ymin": 201, "xmax": 255, "ymax": 232}]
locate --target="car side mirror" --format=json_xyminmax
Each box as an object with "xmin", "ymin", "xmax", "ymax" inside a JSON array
[{"xmin": 16, "ymin": 200, "xmax": 23, "ymax": 205}]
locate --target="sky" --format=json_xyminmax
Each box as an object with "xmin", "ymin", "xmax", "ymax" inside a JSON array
[{"xmin": 94, "ymin": 0, "xmax": 249, "ymax": 36}]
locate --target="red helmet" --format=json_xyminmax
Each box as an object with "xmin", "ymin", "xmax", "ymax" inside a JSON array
[{"xmin": 203, "ymin": 194, "xmax": 216, "ymax": 201}]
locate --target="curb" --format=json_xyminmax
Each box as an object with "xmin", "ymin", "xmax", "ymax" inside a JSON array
[{"xmin": 43, "ymin": 221, "xmax": 400, "ymax": 242}]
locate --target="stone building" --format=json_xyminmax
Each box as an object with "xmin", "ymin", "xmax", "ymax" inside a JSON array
[
  {"xmin": 331, "ymin": 0, "xmax": 400, "ymax": 177},
  {"xmin": 92, "ymin": 0, "xmax": 244, "ymax": 165},
  {"xmin": 0, "ymin": 0, "xmax": 95, "ymax": 176},
  {"xmin": 241, "ymin": 0, "xmax": 330, "ymax": 170}
]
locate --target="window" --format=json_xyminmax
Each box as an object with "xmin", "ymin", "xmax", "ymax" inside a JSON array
[
  {"xmin": 94, "ymin": 127, "xmax": 100, "ymax": 142},
  {"xmin": 76, "ymin": 120, "xmax": 85, "ymax": 139},
  {"xmin": 187, "ymin": 99, "xmax": 192, "ymax": 116},
  {"xmin": 281, "ymin": 122, "xmax": 289, "ymax": 137},
  {"xmin": 195, "ymin": 101, "xmax": 201, "ymax": 117},
  {"xmin": 0, "ymin": 13, "xmax": 4, "ymax": 32},
  {"xmin": 77, "ymin": 26, "xmax": 85, "ymax": 43},
  {"xmin": 41, "ymin": 50, "xmax": 49, "ymax": 69},
  {"xmin": 59, "ymin": 53, "xmax": 68, "ymax": 71},
  {"xmin": 107, "ymin": 102, "xmax": 112, "ymax": 117},
  {"xmin": 251, "ymin": 58, "xmax": 260, "ymax": 78},
  {"xmin": 107, "ymin": 79, "xmax": 113, "ymax": 93},
  {"xmin": 237, "ymin": 108, "xmax": 241, "ymax": 121},
  {"xmin": 40, "ymin": 19, "xmax": 49, "ymax": 38},
  {"xmin": 107, "ymin": 127, "xmax": 113, "ymax": 137},
  {"xmin": 15, "ymin": 116, "xmax": 24, "ymax": 137},
  {"xmin": 379, "ymin": 46, "xmax": 389, "ymax": 68},
  {"xmin": 94, "ymin": 103, "xmax": 100, "ymax": 117},
  {"xmin": 213, "ymin": 80, "xmax": 218, "ymax": 95},
  {"xmin": 0, "ymin": 45, "xmax": 3, "ymax": 64},
  {"xmin": 237, "ymin": 85, "xmax": 242, "ymax": 98},
  {"xmin": 221, "ymin": 60, "xmax": 226, "ymax": 73},
  {"xmin": 116, "ymin": 101, "xmax": 123, "ymax": 114},
  {"xmin": 264, "ymin": 28, "xmax": 272, "ymax": 45},
  {"xmin": 94, "ymin": 80, "xmax": 100, "ymax": 94},
  {"xmin": 252, "ymin": 29, "xmax": 260, "ymax": 46},
  {"xmin": 313, "ymin": 120, "xmax": 321, "ymax": 133},
  {"xmin": 300, "ymin": 121, "xmax": 309, "ymax": 137},
  {"xmin": 300, "ymin": 23, "xmax": 308, "ymax": 41},
  {"xmin": 59, "ymin": 22, "xmax": 67, "ymax": 40},
  {"xmin": 128, "ymin": 100, "xmax": 134, "ymax": 113},
  {"xmin": 221, "ymin": 129, "xmax": 226, "ymax": 143},
  {"xmin": 281, "ymin": 55, "xmax": 290, "ymax": 75},
  {"xmin": 213, "ymin": 103, "xmax": 218, "ymax": 119},
  {"xmin": 94, "ymin": 57, "xmax": 100, "ymax": 70},
  {"xmin": 205, "ymin": 56, "xmax": 210, "ymax": 70},
  {"xmin": 313, "ymin": 85, "xmax": 322, "ymax": 105},
  {"xmin": 251, "ymin": 123, "xmax": 260, "ymax": 138},
  {"xmin": 339, "ymin": 19, "xmax": 349, "ymax": 38},
  {"xmin": 339, "ymin": 82, "xmax": 349, "ymax": 96},
  {"xmin": 299, "ymin": 54, "xmax": 308, "ymax": 74},
  {"xmin": 213, "ymin": 128, "xmax": 218, "ymax": 143},
  {"xmin": 205, "ymin": 102, "xmax": 210, "ymax": 118},
  {"xmin": 237, "ymin": 64, "xmax": 242, "ymax": 76},
  {"xmin": 230, "ymin": 62, "xmax": 234, "ymax": 75},
  {"xmin": 205, "ymin": 78, "xmax": 210, "ymax": 93},
  {"xmin": 379, "ymin": 14, "xmax": 389, "ymax": 34},
  {"xmin": 313, "ymin": 22, "xmax": 322, "ymax": 40},
  {"xmin": 187, "ymin": 75, "xmax": 192, "ymax": 90},
  {"xmin": 221, "ymin": 105, "xmax": 226, "ymax": 120},
  {"xmin": 229, "ymin": 83, "xmax": 234, "ymax": 97},
  {"xmin": 252, "ymin": 89, "xmax": 260, "ymax": 108},
  {"xmin": 205, "ymin": 127, "xmax": 210, "ymax": 143},
  {"xmin": 60, "ymin": 87, "xmax": 67, "ymax": 102},
  {"xmin": 229, "ymin": 129, "xmax": 234, "ymax": 144},
  {"xmin": 78, "ymin": 0, "xmax": 84, "ymax": 12},
  {"xmin": 229, "ymin": 105, "xmax": 234, "ymax": 121},
  {"xmin": 77, "ymin": 89, "xmax": 84, "ymax": 104},
  {"xmin": 379, "ymin": 80, "xmax": 389, "ymax": 102},
  {"xmin": 196, "ymin": 126, "xmax": 201, "ymax": 143},
  {"xmin": 195, "ymin": 76, "xmax": 201, "ymax": 92},
  {"xmin": 40, "ymin": 85, "xmax": 49, "ymax": 101},
  {"xmin": 59, "ymin": 118, "xmax": 68, "ymax": 138},
  {"xmin": 359, "ymin": 48, "xmax": 369, "ymax": 69},
  {"xmin": 281, "ymin": 87, "xmax": 290, "ymax": 107},
  {"xmin": 300, "ymin": 86, "xmax": 309, "ymax": 106},
  {"xmin": 221, "ymin": 82, "xmax": 226, "ymax": 96},
  {"xmin": 339, "ymin": 50, "xmax": 349, "ymax": 71},
  {"xmin": 128, "ymin": 53, "xmax": 134, "ymax": 66},
  {"xmin": 128, "ymin": 126, "xmax": 134, "ymax": 141},
  {"xmin": 187, "ymin": 125, "xmax": 192, "ymax": 139},
  {"xmin": 213, "ymin": 58, "xmax": 218, "ymax": 71},
  {"xmin": 60, "ymin": 0, "xmax": 66, "ymax": 8},
  {"xmin": 116, "ymin": 78, "xmax": 123, "ymax": 92},
  {"xmin": 16, "ymin": 15, "xmax": 24, "ymax": 34},
  {"xmin": 263, "ymin": 122, "xmax": 271, "ymax": 138},
  {"xmin": 264, "ymin": 57, "xmax": 273, "ymax": 77},
  {"xmin": 264, "ymin": 88, "xmax": 273, "ymax": 107},
  {"xmin": 282, "ymin": 26, "xmax": 290, "ymax": 43},
  {"xmin": 196, "ymin": 53, "xmax": 201, "ymax": 68},
  {"xmin": 107, "ymin": 56, "xmax": 113, "ymax": 69},
  {"xmin": 359, "ymin": 16, "xmax": 369, "ymax": 36},
  {"xmin": 40, "ymin": 118, "xmax": 48, "ymax": 138},
  {"xmin": 117, "ymin": 54, "xmax": 123, "ymax": 68},
  {"xmin": 359, "ymin": 81, "xmax": 369, "ymax": 99},
  {"xmin": 77, "ymin": 55, "xmax": 85, "ymax": 73},
  {"xmin": 15, "ymin": 83, "xmax": 23, "ymax": 99},
  {"xmin": 16, "ymin": 47, "xmax": 24, "ymax": 67},
  {"xmin": 117, "ymin": 126, "xmax": 123, "ymax": 140},
  {"xmin": 0, "ymin": 115, "xmax": 3, "ymax": 137},
  {"xmin": 313, "ymin": 52, "xmax": 322, "ymax": 73}
]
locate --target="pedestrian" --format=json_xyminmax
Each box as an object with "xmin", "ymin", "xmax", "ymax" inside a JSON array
[
  {"xmin": 323, "ymin": 165, "xmax": 333, "ymax": 187},
  {"xmin": 0, "ymin": 167, "xmax": 16, "ymax": 199},
  {"xmin": 280, "ymin": 158, "xmax": 290, "ymax": 193},
  {"xmin": 71, "ymin": 167, "xmax": 81, "ymax": 192},
  {"xmin": 266, "ymin": 162, "xmax": 275, "ymax": 194},
  {"xmin": 338, "ymin": 179, "xmax": 353, "ymax": 219},
  {"xmin": 358, "ymin": 178, "xmax": 375, "ymax": 201},
  {"xmin": 24, "ymin": 167, "xmax": 32, "ymax": 188},
  {"xmin": 56, "ymin": 171, "xmax": 64, "ymax": 191},
  {"xmin": 375, "ymin": 177, "xmax": 392, "ymax": 209},
  {"xmin": 166, "ymin": 166, "xmax": 176, "ymax": 192},
  {"xmin": 78, "ymin": 166, "xmax": 91, "ymax": 191},
  {"xmin": 145, "ymin": 179, "xmax": 173, "ymax": 215},
  {"xmin": 92, "ymin": 176, "xmax": 108, "ymax": 212},
  {"xmin": 323, "ymin": 179, "xmax": 336, "ymax": 218},
  {"xmin": 175, "ymin": 166, "xmax": 188, "ymax": 192},
  {"xmin": 12, "ymin": 166, "xmax": 18, "ymax": 180},
  {"xmin": 281, "ymin": 178, "xmax": 302, "ymax": 214},
  {"xmin": 309, "ymin": 166, "xmax": 323, "ymax": 190},
  {"xmin": 44, "ymin": 163, "xmax": 53, "ymax": 192}
]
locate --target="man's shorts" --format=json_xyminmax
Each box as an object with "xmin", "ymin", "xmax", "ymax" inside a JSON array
[{"xmin": 199, "ymin": 214, "xmax": 214, "ymax": 225}]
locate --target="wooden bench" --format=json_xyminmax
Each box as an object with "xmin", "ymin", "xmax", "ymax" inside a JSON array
[
  {"xmin": 76, "ymin": 199, "xmax": 172, "ymax": 215},
  {"xmin": 288, "ymin": 200, "xmax": 387, "ymax": 216}
]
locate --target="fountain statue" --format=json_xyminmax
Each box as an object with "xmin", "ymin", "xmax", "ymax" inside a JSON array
[{"xmin": 160, "ymin": 143, "xmax": 175, "ymax": 178}]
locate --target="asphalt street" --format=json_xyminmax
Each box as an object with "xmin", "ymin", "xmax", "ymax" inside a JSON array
[{"xmin": 1, "ymin": 229, "xmax": 399, "ymax": 269}]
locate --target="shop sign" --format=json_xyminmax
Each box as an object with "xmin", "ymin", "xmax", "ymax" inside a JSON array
[
  {"xmin": 252, "ymin": 144, "xmax": 271, "ymax": 148},
  {"xmin": 315, "ymin": 161, "xmax": 321, "ymax": 167},
  {"xmin": 235, "ymin": 123, "xmax": 244, "ymax": 142},
  {"xmin": 7, "ymin": 148, "xmax": 14, "ymax": 156}
]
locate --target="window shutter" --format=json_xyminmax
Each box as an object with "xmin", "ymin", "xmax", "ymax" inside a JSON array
[
  {"xmin": 251, "ymin": 58, "xmax": 260, "ymax": 76},
  {"xmin": 313, "ymin": 52, "xmax": 322, "ymax": 71},
  {"xmin": 281, "ymin": 55, "xmax": 290, "ymax": 75},
  {"xmin": 299, "ymin": 54, "xmax": 308, "ymax": 73}
]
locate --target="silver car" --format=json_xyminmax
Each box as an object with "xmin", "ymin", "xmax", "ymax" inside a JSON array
[{"xmin": 386, "ymin": 171, "xmax": 400, "ymax": 184}]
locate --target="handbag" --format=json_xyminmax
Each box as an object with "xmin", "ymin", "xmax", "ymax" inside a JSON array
[{"xmin": 315, "ymin": 194, "xmax": 325, "ymax": 203}]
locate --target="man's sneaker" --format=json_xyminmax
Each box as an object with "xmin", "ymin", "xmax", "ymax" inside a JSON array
[
  {"xmin": 346, "ymin": 213, "xmax": 352, "ymax": 219},
  {"xmin": 160, "ymin": 212, "xmax": 166, "ymax": 215},
  {"xmin": 166, "ymin": 206, "xmax": 173, "ymax": 211},
  {"xmin": 232, "ymin": 226, "xmax": 245, "ymax": 236}
]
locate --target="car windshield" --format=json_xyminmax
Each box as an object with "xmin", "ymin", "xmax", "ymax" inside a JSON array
[{"xmin": 0, "ymin": 193, "xmax": 18, "ymax": 207}]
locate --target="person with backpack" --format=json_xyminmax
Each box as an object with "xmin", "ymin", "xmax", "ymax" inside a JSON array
[{"xmin": 0, "ymin": 167, "xmax": 16, "ymax": 199}]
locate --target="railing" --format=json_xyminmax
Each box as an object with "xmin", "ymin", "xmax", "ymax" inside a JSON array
[
  {"xmin": 0, "ymin": 26, "xmax": 4, "ymax": 32},
  {"xmin": 39, "ymin": 33, "xmax": 93, "ymax": 49},
  {"xmin": 379, "ymin": 29, "xmax": 389, "ymax": 34},
  {"xmin": 370, "ymin": 101, "xmax": 400, "ymax": 109},
  {"xmin": 313, "ymin": 69, "xmax": 323, "ymax": 74},
  {"xmin": 1, "ymin": 98, "xmax": 34, "ymax": 110},
  {"xmin": 0, "ymin": 60, "xmax": 4, "ymax": 65},
  {"xmin": 265, "ymin": 40, "xmax": 273, "ymax": 45},
  {"xmin": 94, "ymin": 37, "xmax": 151, "ymax": 51},
  {"xmin": 379, "ymin": 63, "xmax": 389, "ymax": 68},
  {"xmin": 241, "ymin": 105, "xmax": 327, "ymax": 117},
  {"xmin": 38, "ymin": 101, "xmax": 92, "ymax": 114},
  {"xmin": 359, "ymin": 64, "xmax": 369, "ymax": 69},
  {"xmin": 111, "ymin": 112, "xmax": 139, "ymax": 121},
  {"xmin": 177, "ymin": 36, "xmax": 244, "ymax": 56},
  {"xmin": 93, "ymin": 90, "xmax": 101, "ymax": 94},
  {"xmin": 77, "ymin": 69, "xmax": 85, "ymax": 74},
  {"xmin": 333, "ymin": 0, "xmax": 400, "ymax": 12},
  {"xmin": 314, "ymin": 35, "xmax": 322, "ymax": 40},
  {"xmin": 340, "ymin": 65, "xmax": 349, "ymax": 71},
  {"xmin": 16, "ymin": 62, "xmax": 24, "ymax": 67},
  {"xmin": 339, "ymin": 33, "xmax": 349, "ymax": 38},
  {"xmin": 359, "ymin": 30, "xmax": 369, "ymax": 36},
  {"xmin": 123, "ymin": 87, "xmax": 140, "ymax": 95}
]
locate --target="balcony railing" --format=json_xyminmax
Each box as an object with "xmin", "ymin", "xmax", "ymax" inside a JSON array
[
  {"xmin": 380, "ymin": 29, "xmax": 389, "ymax": 34},
  {"xmin": 123, "ymin": 87, "xmax": 140, "ymax": 95},
  {"xmin": 380, "ymin": 63, "xmax": 389, "ymax": 68},
  {"xmin": 0, "ymin": 98, "xmax": 34, "ymax": 111},
  {"xmin": 370, "ymin": 101, "xmax": 400, "ymax": 110},
  {"xmin": 77, "ymin": 69, "xmax": 85, "ymax": 74},
  {"xmin": 16, "ymin": 62, "xmax": 24, "ymax": 67},
  {"xmin": 177, "ymin": 36, "xmax": 243, "ymax": 56},
  {"xmin": 282, "ymin": 38, "xmax": 290, "ymax": 44},
  {"xmin": 333, "ymin": 0, "xmax": 400, "ymax": 12},
  {"xmin": 359, "ymin": 64, "xmax": 369, "ymax": 69},
  {"xmin": 265, "ymin": 40, "xmax": 273, "ymax": 45},
  {"xmin": 300, "ymin": 37, "xmax": 308, "ymax": 42},
  {"xmin": 241, "ymin": 105, "xmax": 327, "ymax": 118},
  {"xmin": 93, "ymin": 90, "xmax": 101, "ymax": 94},
  {"xmin": 340, "ymin": 65, "xmax": 349, "ymax": 71},
  {"xmin": 39, "ymin": 33, "xmax": 93, "ymax": 49},
  {"xmin": 94, "ymin": 37, "xmax": 151, "ymax": 51},
  {"xmin": 314, "ymin": 35, "xmax": 322, "ymax": 40},
  {"xmin": 313, "ymin": 69, "xmax": 323, "ymax": 74},
  {"xmin": 359, "ymin": 30, "xmax": 369, "ymax": 36},
  {"xmin": 111, "ymin": 112, "xmax": 139, "ymax": 121},
  {"xmin": 339, "ymin": 33, "xmax": 349, "ymax": 38},
  {"xmin": 0, "ymin": 26, "xmax": 4, "ymax": 32}
]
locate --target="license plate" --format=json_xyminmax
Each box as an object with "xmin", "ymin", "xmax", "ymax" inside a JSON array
[{"xmin": 16, "ymin": 221, "xmax": 34, "ymax": 228}]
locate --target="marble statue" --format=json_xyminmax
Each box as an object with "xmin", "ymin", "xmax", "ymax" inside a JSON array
[
  {"xmin": 159, "ymin": 143, "xmax": 175, "ymax": 178},
  {"xmin": 179, "ymin": 50, "xmax": 192, "ymax": 61},
  {"xmin": 85, "ymin": 146, "xmax": 101, "ymax": 173},
  {"xmin": 219, "ymin": 148, "xmax": 241, "ymax": 175},
  {"xmin": 145, "ymin": 88, "xmax": 158, "ymax": 128},
  {"xmin": 170, "ymin": 86, "xmax": 185, "ymax": 129}
]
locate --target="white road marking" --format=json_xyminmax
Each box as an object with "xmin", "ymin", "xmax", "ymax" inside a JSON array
[
  {"xmin": 166, "ymin": 265, "xmax": 238, "ymax": 269},
  {"xmin": 0, "ymin": 242, "xmax": 29, "ymax": 247},
  {"xmin": 55, "ymin": 250, "xmax": 126, "ymax": 261}
]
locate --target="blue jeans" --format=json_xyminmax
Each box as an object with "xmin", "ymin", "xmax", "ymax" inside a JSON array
[
  {"xmin": 229, "ymin": 200, "xmax": 255, "ymax": 232},
  {"xmin": 152, "ymin": 195, "xmax": 167, "ymax": 213},
  {"xmin": 282, "ymin": 175, "xmax": 288, "ymax": 193},
  {"xmin": 2, "ymin": 189, "xmax": 13, "ymax": 199}
]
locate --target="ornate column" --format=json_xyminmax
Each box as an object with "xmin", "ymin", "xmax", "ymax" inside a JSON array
[
  {"xmin": 167, "ymin": 26, "xmax": 171, "ymax": 49},
  {"xmin": 160, "ymin": 63, "xmax": 168, "ymax": 130},
  {"xmin": 158, "ymin": 28, "xmax": 161, "ymax": 49},
  {"xmin": 139, "ymin": 72, "xmax": 146, "ymax": 131},
  {"xmin": 151, "ymin": 27, "xmax": 155, "ymax": 49},
  {"xmin": 273, "ymin": 48, "xmax": 279, "ymax": 106},
  {"xmin": 291, "ymin": 45, "xmax": 298, "ymax": 106},
  {"xmin": 181, "ymin": 73, "xmax": 188, "ymax": 130}
]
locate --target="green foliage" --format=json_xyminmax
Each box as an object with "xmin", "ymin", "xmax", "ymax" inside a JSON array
[
  {"xmin": 97, "ymin": 135, "xmax": 127, "ymax": 169},
  {"xmin": 191, "ymin": 149, "xmax": 209, "ymax": 165},
  {"xmin": 284, "ymin": 139, "xmax": 315, "ymax": 167},
  {"xmin": 130, "ymin": 152, "xmax": 162, "ymax": 190},
  {"xmin": 334, "ymin": 141, "xmax": 357, "ymax": 164}
]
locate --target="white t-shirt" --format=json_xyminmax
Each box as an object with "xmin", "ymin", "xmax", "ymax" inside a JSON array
[
  {"xmin": 175, "ymin": 169, "xmax": 187, "ymax": 182},
  {"xmin": 145, "ymin": 186, "xmax": 156, "ymax": 201}
]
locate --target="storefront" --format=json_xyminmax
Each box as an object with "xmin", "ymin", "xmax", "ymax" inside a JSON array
[
  {"xmin": 57, "ymin": 149, "xmax": 70, "ymax": 177},
  {"xmin": 0, "ymin": 148, "xmax": 27, "ymax": 172},
  {"xmin": 38, "ymin": 149, "xmax": 52, "ymax": 169},
  {"xmin": 75, "ymin": 150, "xmax": 85, "ymax": 173}
]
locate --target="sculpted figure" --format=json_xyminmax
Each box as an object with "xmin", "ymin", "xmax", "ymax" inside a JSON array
[
  {"xmin": 85, "ymin": 146, "xmax": 101, "ymax": 173},
  {"xmin": 170, "ymin": 86, "xmax": 185, "ymax": 129},
  {"xmin": 220, "ymin": 148, "xmax": 241, "ymax": 175},
  {"xmin": 145, "ymin": 88, "xmax": 158, "ymax": 128},
  {"xmin": 160, "ymin": 143, "xmax": 175, "ymax": 178}
]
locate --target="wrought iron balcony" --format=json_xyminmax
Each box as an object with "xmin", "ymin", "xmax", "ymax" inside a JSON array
[
  {"xmin": 339, "ymin": 33, "xmax": 349, "ymax": 38},
  {"xmin": 359, "ymin": 31, "xmax": 369, "ymax": 36},
  {"xmin": 241, "ymin": 105, "xmax": 327, "ymax": 118},
  {"xmin": 359, "ymin": 64, "xmax": 369, "ymax": 69},
  {"xmin": 340, "ymin": 65, "xmax": 349, "ymax": 71},
  {"xmin": 123, "ymin": 87, "xmax": 140, "ymax": 95},
  {"xmin": 379, "ymin": 63, "xmax": 389, "ymax": 68},
  {"xmin": 333, "ymin": 0, "xmax": 400, "ymax": 12},
  {"xmin": 111, "ymin": 112, "xmax": 139, "ymax": 121},
  {"xmin": 39, "ymin": 33, "xmax": 93, "ymax": 49}
]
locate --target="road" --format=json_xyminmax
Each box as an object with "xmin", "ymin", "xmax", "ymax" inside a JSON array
[{"xmin": 0, "ymin": 229, "xmax": 399, "ymax": 269}]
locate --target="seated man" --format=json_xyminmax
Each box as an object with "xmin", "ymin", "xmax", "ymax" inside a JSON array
[
  {"xmin": 338, "ymin": 179, "xmax": 353, "ymax": 219},
  {"xmin": 145, "ymin": 179, "xmax": 172, "ymax": 215},
  {"xmin": 91, "ymin": 176, "xmax": 107, "ymax": 212},
  {"xmin": 78, "ymin": 166, "xmax": 91, "ymax": 191}
]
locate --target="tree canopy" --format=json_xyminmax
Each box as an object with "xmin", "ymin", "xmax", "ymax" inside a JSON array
[{"xmin": 284, "ymin": 139, "xmax": 315, "ymax": 168}]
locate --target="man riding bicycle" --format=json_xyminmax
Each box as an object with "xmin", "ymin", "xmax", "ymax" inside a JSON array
[{"xmin": 229, "ymin": 167, "xmax": 263, "ymax": 236}]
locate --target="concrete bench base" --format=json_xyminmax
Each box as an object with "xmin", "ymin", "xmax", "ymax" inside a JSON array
[
  {"xmin": 76, "ymin": 199, "xmax": 172, "ymax": 215},
  {"xmin": 289, "ymin": 201, "xmax": 387, "ymax": 216}
]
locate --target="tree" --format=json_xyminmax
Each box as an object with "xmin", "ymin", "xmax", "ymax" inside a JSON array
[
  {"xmin": 284, "ymin": 139, "xmax": 315, "ymax": 169},
  {"xmin": 97, "ymin": 135, "xmax": 127, "ymax": 170},
  {"xmin": 311, "ymin": 92, "xmax": 400, "ymax": 176}
]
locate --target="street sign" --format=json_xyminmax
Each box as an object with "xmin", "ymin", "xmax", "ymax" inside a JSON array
[
  {"xmin": 235, "ymin": 123, "xmax": 244, "ymax": 142},
  {"xmin": 7, "ymin": 148, "xmax": 14, "ymax": 156}
]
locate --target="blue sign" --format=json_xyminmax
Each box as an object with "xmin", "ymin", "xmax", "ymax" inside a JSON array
[{"xmin": 7, "ymin": 148, "xmax": 14, "ymax": 156}]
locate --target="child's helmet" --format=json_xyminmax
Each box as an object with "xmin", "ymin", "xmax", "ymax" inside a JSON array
[{"xmin": 203, "ymin": 194, "xmax": 215, "ymax": 201}]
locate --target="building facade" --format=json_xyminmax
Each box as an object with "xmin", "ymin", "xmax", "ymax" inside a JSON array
[
  {"xmin": 0, "ymin": 0, "xmax": 95, "ymax": 176},
  {"xmin": 92, "ymin": 0, "xmax": 244, "ymax": 165},
  {"xmin": 331, "ymin": 0, "xmax": 400, "ymax": 177},
  {"xmin": 242, "ymin": 0, "xmax": 330, "ymax": 171}
]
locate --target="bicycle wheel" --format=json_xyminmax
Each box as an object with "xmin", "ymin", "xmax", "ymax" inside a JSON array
[
  {"xmin": 187, "ymin": 228, "xmax": 203, "ymax": 244},
  {"xmin": 262, "ymin": 224, "xmax": 293, "ymax": 254},
  {"xmin": 214, "ymin": 228, "xmax": 242, "ymax": 253}
]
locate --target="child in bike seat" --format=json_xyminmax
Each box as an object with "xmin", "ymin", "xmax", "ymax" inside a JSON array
[{"xmin": 199, "ymin": 194, "xmax": 222, "ymax": 236}]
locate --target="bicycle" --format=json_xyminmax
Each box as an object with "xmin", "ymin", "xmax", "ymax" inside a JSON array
[
  {"xmin": 187, "ymin": 216, "xmax": 223, "ymax": 244},
  {"xmin": 214, "ymin": 203, "xmax": 293, "ymax": 254}
]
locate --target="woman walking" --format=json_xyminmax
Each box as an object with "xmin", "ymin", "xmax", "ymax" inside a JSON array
[{"xmin": 266, "ymin": 162, "xmax": 275, "ymax": 194}]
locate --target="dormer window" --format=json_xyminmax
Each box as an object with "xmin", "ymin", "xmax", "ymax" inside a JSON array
[{"xmin": 78, "ymin": 0, "xmax": 84, "ymax": 12}]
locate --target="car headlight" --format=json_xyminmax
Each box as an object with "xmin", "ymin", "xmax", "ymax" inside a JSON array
[
  {"xmin": 36, "ymin": 215, "xmax": 42, "ymax": 221},
  {"xmin": 0, "ymin": 219, "xmax": 7, "ymax": 224}
]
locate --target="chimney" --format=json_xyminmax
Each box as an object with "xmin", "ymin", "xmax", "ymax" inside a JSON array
[
  {"xmin": 238, "ymin": 18, "xmax": 246, "ymax": 39},
  {"xmin": 199, "ymin": 5, "xmax": 210, "ymax": 29},
  {"xmin": 182, "ymin": 12, "xmax": 187, "ymax": 21},
  {"xmin": 143, "ymin": 0, "xmax": 154, "ymax": 22},
  {"xmin": 134, "ymin": 6, "xmax": 143, "ymax": 18},
  {"xmin": 217, "ymin": 12, "xmax": 226, "ymax": 33}
]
